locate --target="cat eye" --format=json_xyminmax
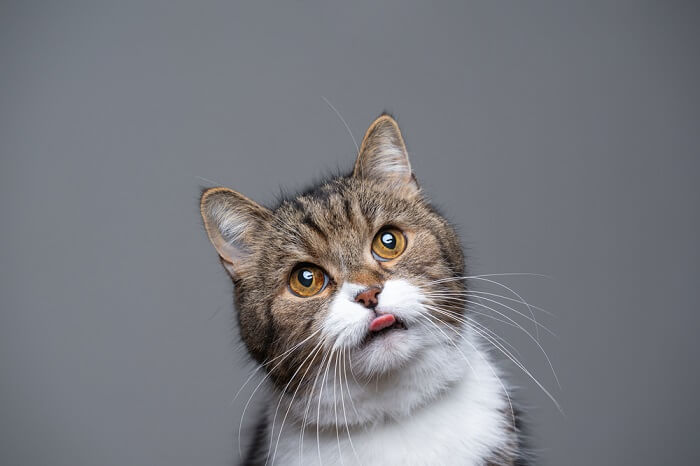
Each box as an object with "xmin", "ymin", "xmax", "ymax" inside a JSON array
[
  {"xmin": 288, "ymin": 263, "xmax": 328, "ymax": 297},
  {"xmin": 371, "ymin": 227, "xmax": 407, "ymax": 261}
]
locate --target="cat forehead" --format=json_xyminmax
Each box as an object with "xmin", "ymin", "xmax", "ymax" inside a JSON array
[
  {"xmin": 271, "ymin": 184, "xmax": 374, "ymax": 250},
  {"xmin": 273, "ymin": 179, "xmax": 418, "ymax": 232}
]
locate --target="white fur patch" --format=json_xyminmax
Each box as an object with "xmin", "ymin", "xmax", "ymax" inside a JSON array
[
  {"xmin": 321, "ymin": 282, "xmax": 371, "ymax": 350},
  {"xmin": 262, "ymin": 280, "xmax": 512, "ymax": 465},
  {"xmin": 268, "ymin": 332, "xmax": 510, "ymax": 465}
]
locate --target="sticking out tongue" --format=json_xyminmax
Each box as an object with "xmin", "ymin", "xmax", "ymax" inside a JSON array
[{"xmin": 369, "ymin": 314, "xmax": 396, "ymax": 332}]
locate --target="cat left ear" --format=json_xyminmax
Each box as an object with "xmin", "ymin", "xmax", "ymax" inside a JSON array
[
  {"xmin": 200, "ymin": 187, "xmax": 271, "ymax": 277},
  {"xmin": 353, "ymin": 114, "xmax": 419, "ymax": 195}
]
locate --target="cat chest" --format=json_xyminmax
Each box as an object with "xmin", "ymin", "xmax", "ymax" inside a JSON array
[{"xmin": 267, "ymin": 382, "xmax": 510, "ymax": 466}]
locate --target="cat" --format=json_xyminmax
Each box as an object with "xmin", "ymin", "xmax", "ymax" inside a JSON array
[{"xmin": 200, "ymin": 114, "xmax": 529, "ymax": 465}]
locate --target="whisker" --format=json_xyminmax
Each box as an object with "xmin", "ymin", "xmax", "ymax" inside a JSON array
[
  {"xmin": 195, "ymin": 175, "xmax": 224, "ymax": 186},
  {"xmin": 339, "ymin": 346, "xmax": 361, "ymax": 463},
  {"xmin": 426, "ymin": 299, "xmax": 560, "ymax": 391},
  {"xmin": 425, "ymin": 305, "xmax": 522, "ymax": 357},
  {"xmin": 270, "ymin": 342, "xmax": 325, "ymax": 465},
  {"xmin": 332, "ymin": 351, "xmax": 343, "ymax": 465},
  {"xmin": 455, "ymin": 313, "xmax": 562, "ymax": 413},
  {"xmin": 237, "ymin": 329, "xmax": 322, "ymax": 458},
  {"xmin": 341, "ymin": 348, "xmax": 360, "ymax": 420},
  {"xmin": 234, "ymin": 329, "xmax": 322, "ymax": 403},
  {"xmin": 466, "ymin": 276, "xmax": 542, "ymax": 341},
  {"xmin": 347, "ymin": 351, "xmax": 365, "ymax": 389},
  {"xmin": 423, "ymin": 289, "xmax": 553, "ymax": 317},
  {"xmin": 459, "ymin": 299, "xmax": 560, "ymax": 389},
  {"xmin": 422, "ymin": 273, "xmax": 547, "ymax": 340},
  {"xmin": 300, "ymin": 348, "xmax": 331, "ymax": 464},
  {"xmin": 266, "ymin": 339, "xmax": 324, "ymax": 465},
  {"xmin": 422, "ymin": 272, "xmax": 550, "ymax": 287},
  {"xmin": 321, "ymin": 96, "xmax": 359, "ymax": 153},
  {"xmin": 422, "ymin": 293, "xmax": 556, "ymax": 337},
  {"xmin": 416, "ymin": 313, "xmax": 517, "ymax": 430},
  {"xmin": 435, "ymin": 303, "xmax": 538, "ymax": 337},
  {"xmin": 467, "ymin": 290, "xmax": 554, "ymax": 317},
  {"xmin": 316, "ymin": 348, "xmax": 337, "ymax": 466},
  {"xmin": 423, "ymin": 303, "xmax": 562, "ymax": 412}
]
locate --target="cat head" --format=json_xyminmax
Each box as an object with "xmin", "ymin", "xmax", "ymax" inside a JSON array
[{"xmin": 200, "ymin": 114, "xmax": 466, "ymax": 391}]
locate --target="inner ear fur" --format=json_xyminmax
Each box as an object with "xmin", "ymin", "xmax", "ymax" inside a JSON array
[{"xmin": 199, "ymin": 187, "xmax": 271, "ymax": 276}]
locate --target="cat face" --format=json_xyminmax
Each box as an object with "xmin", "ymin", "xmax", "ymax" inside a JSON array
[{"xmin": 200, "ymin": 115, "xmax": 466, "ymax": 392}]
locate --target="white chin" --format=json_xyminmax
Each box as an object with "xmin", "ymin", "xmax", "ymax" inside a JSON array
[{"xmin": 351, "ymin": 329, "xmax": 422, "ymax": 376}]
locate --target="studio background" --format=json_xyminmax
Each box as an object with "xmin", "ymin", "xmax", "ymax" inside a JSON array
[{"xmin": 1, "ymin": 2, "xmax": 698, "ymax": 465}]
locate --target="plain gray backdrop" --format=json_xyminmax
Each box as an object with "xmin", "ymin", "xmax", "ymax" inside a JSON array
[{"xmin": 1, "ymin": 1, "xmax": 699, "ymax": 465}]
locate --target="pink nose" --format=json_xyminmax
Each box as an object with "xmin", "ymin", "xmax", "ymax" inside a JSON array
[{"xmin": 355, "ymin": 286, "xmax": 381, "ymax": 309}]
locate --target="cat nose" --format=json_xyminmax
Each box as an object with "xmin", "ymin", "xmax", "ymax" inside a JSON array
[{"xmin": 355, "ymin": 286, "xmax": 382, "ymax": 309}]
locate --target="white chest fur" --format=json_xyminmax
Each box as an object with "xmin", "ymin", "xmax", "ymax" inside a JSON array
[{"xmin": 263, "ymin": 337, "xmax": 512, "ymax": 466}]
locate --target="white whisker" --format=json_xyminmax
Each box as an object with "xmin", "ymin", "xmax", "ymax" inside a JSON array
[
  {"xmin": 423, "ymin": 292, "xmax": 557, "ymax": 337},
  {"xmin": 266, "ymin": 339, "xmax": 325, "ymax": 465},
  {"xmin": 426, "ymin": 305, "xmax": 522, "ymax": 357},
  {"xmin": 316, "ymin": 348, "xmax": 336, "ymax": 466},
  {"xmin": 332, "ymin": 351, "xmax": 344, "ymax": 465},
  {"xmin": 321, "ymin": 96, "xmax": 359, "ymax": 153},
  {"xmin": 299, "ymin": 348, "xmax": 331, "ymax": 464},
  {"xmin": 237, "ymin": 329, "xmax": 321, "ymax": 458},
  {"xmin": 458, "ymin": 313, "xmax": 562, "ymax": 414},
  {"xmin": 339, "ymin": 346, "xmax": 361, "ymax": 463},
  {"xmin": 416, "ymin": 312, "xmax": 517, "ymax": 430}
]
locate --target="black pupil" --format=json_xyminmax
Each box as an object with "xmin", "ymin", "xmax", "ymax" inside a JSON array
[
  {"xmin": 298, "ymin": 269, "xmax": 314, "ymax": 287},
  {"xmin": 381, "ymin": 232, "xmax": 396, "ymax": 249}
]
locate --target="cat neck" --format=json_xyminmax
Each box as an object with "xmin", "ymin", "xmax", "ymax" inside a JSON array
[
  {"xmin": 262, "ymin": 330, "xmax": 515, "ymax": 466},
  {"xmin": 271, "ymin": 328, "xmax": 504, "ymax": 429}
]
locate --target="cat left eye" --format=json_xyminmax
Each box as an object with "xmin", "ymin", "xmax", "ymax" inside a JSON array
[
  {"xmin": 372, "ymin": 227, "xmax": 407, "ymax": 261},
  {"xmin": 288, "ymin": 263, "xmax": 328, "ymax": 297}
]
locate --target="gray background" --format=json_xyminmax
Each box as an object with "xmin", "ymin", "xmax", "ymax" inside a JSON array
[{"xmin": 1, "ymin": 1, "xmax": 699, "ymax": 465}]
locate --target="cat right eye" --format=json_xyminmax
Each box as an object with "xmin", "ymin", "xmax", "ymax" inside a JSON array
[{"xmin": 288, "ymin": 263, "xmax": 328, "ymax": 297}]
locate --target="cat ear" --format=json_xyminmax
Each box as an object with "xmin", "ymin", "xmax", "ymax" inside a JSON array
[
  {"xmin": 200, "ymin": 187, "xmax": 271, "ymax": 277},
  {"xmin": 353, "ymin": 114, "xmax": 419, "ymax": 194}
]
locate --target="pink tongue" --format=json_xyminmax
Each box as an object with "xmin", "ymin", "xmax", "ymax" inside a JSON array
[{"xmin": 369, "ymin": 314, "xmax": 396, "ymax": 332}]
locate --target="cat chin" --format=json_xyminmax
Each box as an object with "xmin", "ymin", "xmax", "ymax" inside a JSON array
[{"xmin": 349, "ymin": 327, "xmax": 424, "ymax": 376}]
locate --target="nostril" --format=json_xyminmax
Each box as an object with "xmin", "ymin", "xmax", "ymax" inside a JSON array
[{"xmin": 355, "ymin": 286, "xmax": 381, "ymax": 309}]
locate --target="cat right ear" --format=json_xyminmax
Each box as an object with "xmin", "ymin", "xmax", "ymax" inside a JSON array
[
  {"xmin": 353, "ymin": 113, "xmax": 419, "ymax": 196},
  {"xmin": 200, "ymin": 187, "xmax": 271, "ymax": 277}
]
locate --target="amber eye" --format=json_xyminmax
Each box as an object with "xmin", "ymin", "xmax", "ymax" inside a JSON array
[
  {"xmin": 371, "ymin": 227, "xmax": 407, "ymax": 261},
  {"xmin": 288, "ymin": 263, "xmax": 327, "ymax": 297}
]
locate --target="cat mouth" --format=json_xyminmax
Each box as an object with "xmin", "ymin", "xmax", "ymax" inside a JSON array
[{"xmin": 361, "ymin": 314, "xmax": 407, "ymax": 345}]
